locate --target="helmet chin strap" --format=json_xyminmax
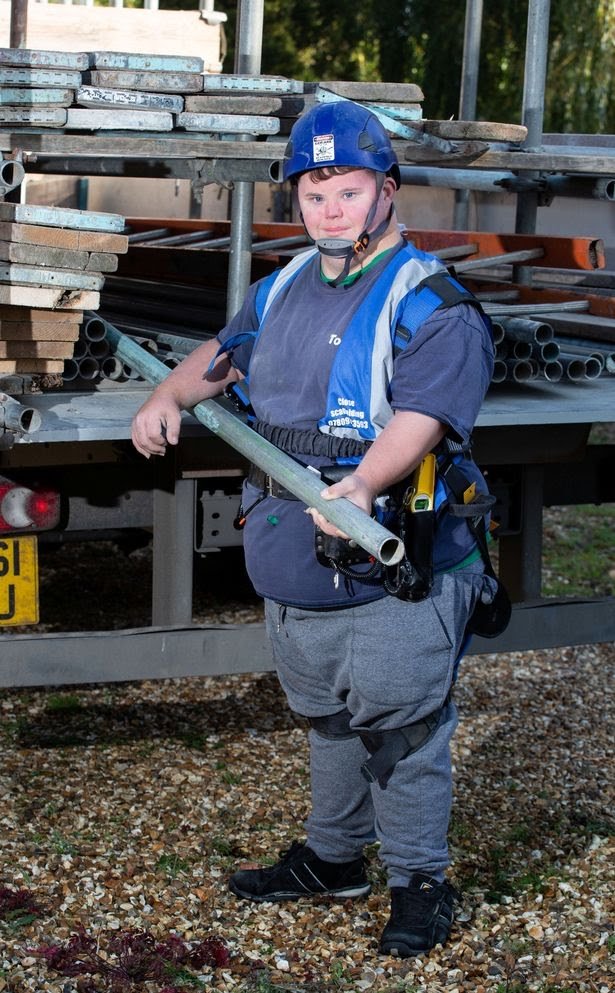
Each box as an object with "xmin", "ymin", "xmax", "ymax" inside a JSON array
[
  {"xmin": 303, "ymin": 174, "xmax": 392, "ymax": 288},
  {"xmin": 316, "ymin": 207, "xmax": 392, "ymax": 286}
]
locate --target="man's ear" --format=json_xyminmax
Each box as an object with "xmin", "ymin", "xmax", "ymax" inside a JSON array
[{"xmin": 382, "ymin": 176, "xmax": 398, "ymax": 202}]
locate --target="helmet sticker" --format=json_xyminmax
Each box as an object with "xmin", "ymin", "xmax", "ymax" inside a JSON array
[{"xmin": 313, "ymin": 133, "xmax": 335, "ymax": 163}]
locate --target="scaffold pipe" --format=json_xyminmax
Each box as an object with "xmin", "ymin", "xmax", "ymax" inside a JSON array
[{"xmin": 103, "ymin": 318, "xmax": 405, "ymax": 567}]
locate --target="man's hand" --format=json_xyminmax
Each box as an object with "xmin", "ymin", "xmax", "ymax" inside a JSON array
[
  {"xmin": 306, "ymin": 473, "xmax": 375, "ymax": 538},
  {"xmin": 131, "ymin": 393, "xmax": 182, "ymax": 458},
  {"xmin": 130, "ymin": 337, "xmax": 239, "ymax": 458}
]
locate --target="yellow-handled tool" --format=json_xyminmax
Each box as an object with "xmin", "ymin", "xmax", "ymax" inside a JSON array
[{"xmin": 409, "ymin": 453, "xmax": 436, "ymax": 512}]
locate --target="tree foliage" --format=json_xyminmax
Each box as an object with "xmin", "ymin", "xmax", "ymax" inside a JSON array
[{"xmin": 166, "ymin": 0, "xmax": 614, "ymax": 132}]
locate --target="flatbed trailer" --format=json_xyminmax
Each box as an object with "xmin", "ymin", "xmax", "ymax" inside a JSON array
[{"xmin": 0, "ymin": 369, "xmax": 613, "ymax": 688}]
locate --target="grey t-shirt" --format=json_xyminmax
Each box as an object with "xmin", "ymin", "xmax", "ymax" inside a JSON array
[{"xmin": 218, "ymin": 245, "xmax": 494, "ymax": 607}]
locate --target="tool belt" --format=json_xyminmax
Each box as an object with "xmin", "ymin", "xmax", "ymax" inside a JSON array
[
  {"xmin": 251, "ymin": 420, "xmax": 372, "ymax": 459},
  {"xmin": 244, "ymin": 426, "xmax": 510, "ymax": 634},
  {"xmin": 246, "ymin": 463, "xmax": 300, "ymax": 500},
  {"xmin": 246, "ymin": 461, "xmax": 380, "ymax": 570}
]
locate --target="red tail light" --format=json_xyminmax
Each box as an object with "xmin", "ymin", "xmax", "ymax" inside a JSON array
[{"xmin": 0, "ymin": 482, "xmax": 60, "ymax": 533}]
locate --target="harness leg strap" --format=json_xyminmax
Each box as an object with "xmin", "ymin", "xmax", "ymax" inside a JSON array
[
  {"xmin": 359, "ymin": 702, "xmax": 448, "ymax": 786},
  {"xmin": 307, "ymin": 708, "xmax": 358, "ymax": 741}
]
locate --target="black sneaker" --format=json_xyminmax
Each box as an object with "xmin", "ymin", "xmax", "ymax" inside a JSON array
[
  {"xmin": 228, "ymin": 841, "xmax": 371, "ymax": 903},
  {"xmin": 379, "ymin": 872, "xmax": 460, "ymax": 957}
]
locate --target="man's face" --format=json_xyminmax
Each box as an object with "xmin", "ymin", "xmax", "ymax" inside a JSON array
[{"xmin": 296, "ymin": 168, "xmax": 395, "ymax": 244}]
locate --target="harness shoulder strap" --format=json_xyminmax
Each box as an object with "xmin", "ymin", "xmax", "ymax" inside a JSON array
[{"xmin": 394, "ymin": 270, "xmax": 493, "ymax": 353}]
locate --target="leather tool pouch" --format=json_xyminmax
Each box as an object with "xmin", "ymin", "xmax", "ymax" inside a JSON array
[
  {"xmin": 314, "ymin": 529, "xmax": 373, "ymax": 567},
  {"xmin": 441, "ymin": 463, "xmax": 511, "ymax": 638},
  {"xmin": 383, "ymin": 506, "xmax": 434, "ymax": 602},
  {"xmin": 465, "ymin": 574, "xmax": 511, "ymax": 638},
  {"xmin": 314, "ymin": 463, "xmax": 374, "ymax": 568}
]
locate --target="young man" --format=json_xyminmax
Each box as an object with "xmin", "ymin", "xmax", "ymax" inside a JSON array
[{"xmin": 131, "ymin": 101, "xmax": 496, "ymax": 957}]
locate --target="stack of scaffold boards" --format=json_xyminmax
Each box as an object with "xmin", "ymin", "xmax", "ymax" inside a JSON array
[
  {"xmin": 0, "ymin": 47, "xmax": 289, "ymax": 135},
  {"xmin": 0, "ymin": 46, "xmax": 528, "ymax": 146},
  {"xmin": 0, "ymin": 202, "xmax": 127, "ymax": 381}
]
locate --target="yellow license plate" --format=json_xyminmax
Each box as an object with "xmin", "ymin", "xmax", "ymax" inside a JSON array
[{"xmin": 0, "ymin": 535, "xmax": 39, "ymax": 626}]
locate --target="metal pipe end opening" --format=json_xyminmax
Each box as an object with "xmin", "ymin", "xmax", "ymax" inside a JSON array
[{"xmin": 379, "ymin": 536, "xmax": 405, "ymax": 567}]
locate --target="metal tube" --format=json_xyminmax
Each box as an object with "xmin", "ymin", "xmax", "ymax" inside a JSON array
[
  {"xmin": 543, "ymin": 360, "xmax": 563, "ymax": 382},
  {"xmin": 453, "ymin": 0, "xmax": 484, "ymax": 229},
  {"xmin": 544, "ymin": 175, "xmax": 615, "ymax": 201},
  {"xmin": 433, "ymin": 243, "xmax": 479, "ymax": 261},
  {"xmin": 491, "ymin": 359, "xmax": 508, "ymax": 384},
  {"xmin": 584, "ymin": 357, "xmax": 604, "ymax": 379},
  {"xmin": 514, "ymin": 0, "xmax": 551, "ymax": 242},
  {"xmin": 559, "ymin": 352, "xmax": 602, "ymax": 380},
  {"xmin": 402, "ymin": 166, "xmax": 512, "ymax": 192},
  {"xmin": 539, "ymin": 316, "xmax": 615, "ymax": 345},
  {"xmin": 455, "ymin": 248, "xmax": 544, "ymax": 273},
  {"xmin": 127, "ymin": 228, "xmax": 172, "ymax": 244},
  {"xmin": 192, "ymin": 235, "xmax": 234, "ymax": 250},
  {"xmin": 530, "ymin": 340, "xmax": 560, "ymax": 362},
  {"xmin": 144, "ymin": 230, "xmax": 215, "ymax": 247},
  {"xmin": 87, "ymin": 338, "xmax": 110, "ymax": 360},
  {"xmin": 552, "ymin": 335, "xmax": 615, "ymax": 359},
  {"xmin": 511, "ymin": 340, "xmax": 532, "ymax": 360},
  {"xmin": 226, "ymin": 0, "xmax": 265, "ymax": 321},
  {"xmin": 0, "ymin": 160, "xmax": 25, "ymax": 191},
  {"xmin": 207, "ymin": 158, "xmax": 282, "ymax": 184},
  {"xmin": 62, "ymin": 358, "xmax": 80, "ymax": 382},
  {"xmin": 227, "ymin": 154, "xmax": 255, "ymax": 320},
  {"xmin": 490, "ymin": 321, "xmax": 506, "ymax": 345},
  {"xmin": 560, "ymin": 357, "xmax": 587, "ymax": 382},
  {"xmin": 118, "ymin": 327, "xmax": 205, "ymax": 354},
  {"xmin": 122, "ymin": 362, "xmax": 145, "ymax": 380},
  {"xmin": 83, "ymin": 316, "xmax": 107, "ymax": 341},
  {"xmin": 9, "ymin": 0, "xmax": 28, "ymax": 48},
  {"xmin": 251, "ymin": 235, "xmax": 310, "ymax": 253},
  {"xmin": 554, "ymin": 341, "xmax": 606, "ymax": 366},
  {"xmin": 72, "ymin": 338, "xmax": 88, "ymax": 360},
  {"xmin": 522, "ymin": 0, "xmax": 552, "ymax": 149},
  {"xmin": 505, "ymin": 359, "xmax": 534, "ymax": 383},
  {"xmin": 100, "ymin": 356, "xmax": 126, "ymax": 381},
  {"xmin": 0, "ymin": 394, "xmax": 41, "ymax": 434},
  {"xmin": 77, "ymin": 356, "xmax": 100, "ymax": 381},
  {"xmin": 235, "ymin": 0, "xmax": 264, "ymax": 75},
  {"xmin": 484, "ymin": 301, "xmax": 589, "ymax": 317},
  {"xmin": 104, "ymin": 320, "xmax": 404, "ymax": 566},
  {"xmin": 134, "ymin": 337, "xmax": 159, "ymax": 354},
  {"xmin": 400, "ymin": 167, "xmax": 615, "ymax": 200},
  {"xmin": 499, "ymin": 317, "xmax": 553, "ymax": 343}
]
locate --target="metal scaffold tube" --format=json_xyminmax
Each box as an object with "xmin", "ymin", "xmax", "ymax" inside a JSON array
[
  {"xmin": 454, "ymin": 0, "xmax": 484, "ymax": 229},
  {"xmin": 515, "ymin": 0, "xmax": 551, "ymax": 246},
  {"xmin": 103, "ymin": 319, "xmax": 405, "ymax": 567},
  {"xmin": 226, "ymin": 0, "xmax": 265, "ymax": 320}
]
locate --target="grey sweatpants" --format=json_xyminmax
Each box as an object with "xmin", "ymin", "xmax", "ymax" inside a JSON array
[{"xmin": 264, "ymin": 562, "xmax": 490, "ymax": 886}]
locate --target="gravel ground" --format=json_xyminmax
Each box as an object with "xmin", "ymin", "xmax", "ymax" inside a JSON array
[
  {"xmin": 1, "ymin": 511, "xmax": 614, "ymax": 992},
  {"xmin": 1, "ymin": 637, "xmax": 613, "ymax": 992}
]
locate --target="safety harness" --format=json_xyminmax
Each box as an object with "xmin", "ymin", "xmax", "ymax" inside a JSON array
[
  {"xmin": 236, "ymin": 267, "xmax": 509, "ymax": 786},
  {"xmin": 308, "ymin": 701, "xmax": 449, "ymax": 787}
]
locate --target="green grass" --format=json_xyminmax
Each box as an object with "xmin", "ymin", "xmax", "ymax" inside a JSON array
[
  {"xmin": 44, "ymin": 693, "xmax": 83, "ymax": 713},
  {"xmin": 542, "ymin": 504, "xmax": 614, "ymax": 598},
  {"xmin": 155, "ymin": 852, "xmax": 191, "ymax": 878}
]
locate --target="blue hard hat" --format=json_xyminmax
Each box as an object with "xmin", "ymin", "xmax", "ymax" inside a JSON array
[{"xmin": 283, "ymin": 101, "xmax": 401, "ymax": 188}]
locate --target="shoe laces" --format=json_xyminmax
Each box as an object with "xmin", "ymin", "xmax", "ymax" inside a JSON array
[
  {"xmin": 393, "ymin": 877, "xmax": 459, "ymax": 924},
  {"xmin": 276, "ymin": 841, "xmax": 309, "ymax": 865}
]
